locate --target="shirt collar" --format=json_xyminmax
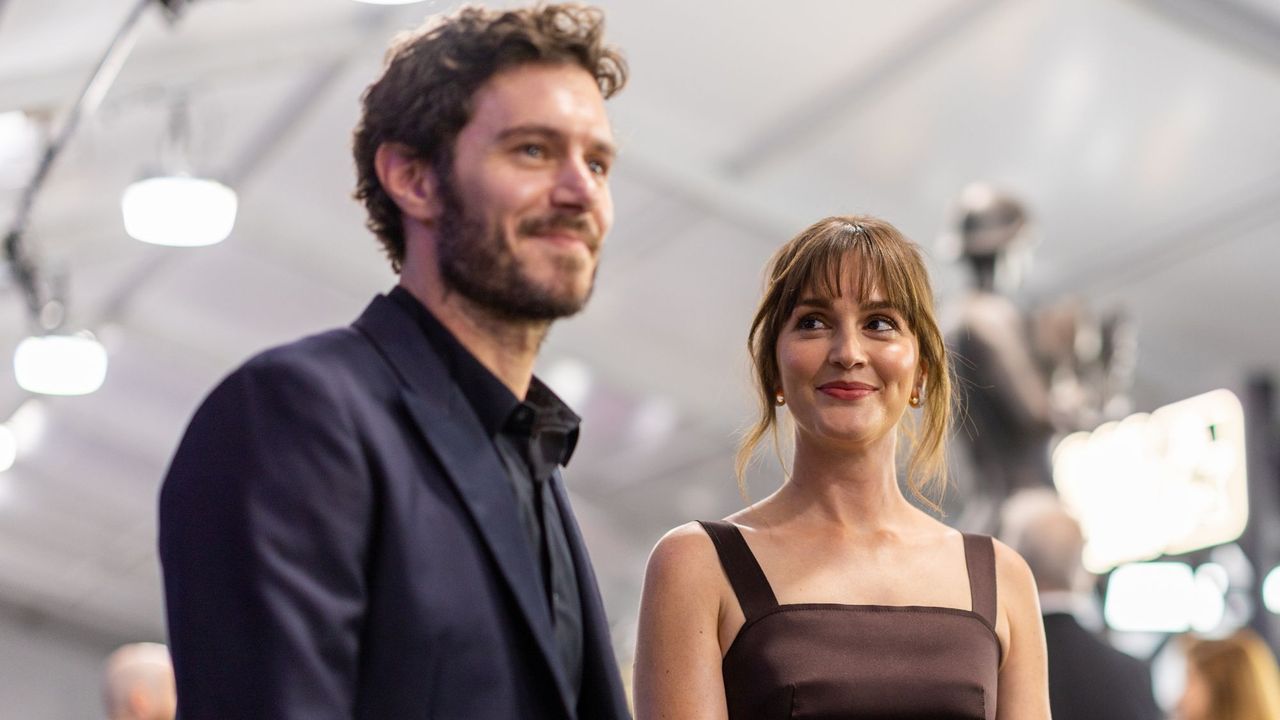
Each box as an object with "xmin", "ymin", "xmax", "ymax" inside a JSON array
[
  {"xmin": 388, "ymin": 286, "xmax": 580, "ymax": 465},
  {"xmin": 508, "ymin": 378, "xmax": 582, "ymax": 468}
]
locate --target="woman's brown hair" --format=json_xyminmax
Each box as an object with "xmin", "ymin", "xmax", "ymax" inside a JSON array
[
  {"xmin": 1184, "ymin": 629, "xmax": 1280, "ymax": 720},
  {"xmin": 735, "ymin": 215, "xmax": 953, "ymax": 512}
]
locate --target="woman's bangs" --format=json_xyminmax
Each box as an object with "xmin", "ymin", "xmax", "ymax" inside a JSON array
[{"xmin": 783, "ymin": 237, "xmax": 888, "ymax": 305}]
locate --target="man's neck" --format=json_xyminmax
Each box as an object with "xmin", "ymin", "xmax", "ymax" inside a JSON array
[{"xmin": 399, "ymin": 277, "xmax": 547, "ymax": 400}]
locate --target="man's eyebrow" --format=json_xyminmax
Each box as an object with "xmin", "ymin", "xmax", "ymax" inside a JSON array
[
  {"xmin": 591, "ymin": 139, "xmax": 618, "ymax": 158},
  {"xmin": 495, "ymin": 124, "xmax": 617, "ymax": 157}
]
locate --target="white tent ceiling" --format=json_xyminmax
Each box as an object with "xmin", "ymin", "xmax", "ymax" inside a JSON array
[{"xmin": 0, "ymin": 0, "xmax": 1278, "ymax": 665}]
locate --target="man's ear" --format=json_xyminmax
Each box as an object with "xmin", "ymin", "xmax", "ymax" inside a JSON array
[{"xmin": 374, "ymin": 142, "xmax": 441, "ymax": 223}]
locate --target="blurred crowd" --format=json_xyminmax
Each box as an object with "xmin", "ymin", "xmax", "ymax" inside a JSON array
[{"xmin": 1002, "ymin": 488, "xmax": 1280, "ymax": 720}]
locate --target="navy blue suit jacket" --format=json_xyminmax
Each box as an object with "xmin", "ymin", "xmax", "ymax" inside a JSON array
[
  {"xmin": 159, "ymin": 294, "xmax": 630, "ymax": 719},
  {"xmin": 1044, "ymin": 612, "xmax": 1160, "ymax": 720}
]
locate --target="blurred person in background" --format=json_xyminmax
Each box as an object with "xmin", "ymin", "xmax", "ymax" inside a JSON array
[
  {"xmin": 945, "ymin": 184, "xmax": 1136, "ymax": 534},
  {"xmin": 945, "ymin": 184, "xmax": 1055, "ymax": 533},
  {"xmin": 101, "ymin": 643, "xmax": 175, "ymax": 720},
  {"xmin": 1001, "ymin": 488, "xmax": 1160, "ymax": 720},
  {"xmin": 1178, "ymin": 629, "xmax": 1280, "ymax": 720},
  {"xmin": 634, "ymin": 216, "xmax": 1049, "ymax": 719},
  {"xmin": 158, "ymin": 4, "xmax": 631, "ymax": 719}
]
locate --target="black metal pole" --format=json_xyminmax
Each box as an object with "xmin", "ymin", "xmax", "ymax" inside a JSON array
[
  {"xmin": 1242, "ymin": 374, "xmax": 1279, "ymax": 650},
  {"xmin": 2, "ymin": 0, "xmax": 155, "ymax": 327}
]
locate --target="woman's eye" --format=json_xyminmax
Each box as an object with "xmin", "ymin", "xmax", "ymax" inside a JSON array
[
  {"xmin": 866, "ymin": 316, "xmax": 898, "ymax": 332},
  {"xmin": 797, "ymin": 315, "xmax": 828, "ymax": 331}
]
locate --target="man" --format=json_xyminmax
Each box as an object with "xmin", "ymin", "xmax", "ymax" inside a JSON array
[
  {"xmin": 158, "ymin": 5, "xmax": 630, "ymax": 718},
  {"xmin": 102, "ymin": 643, "xmax": 176, "ymax": 720},
  {"xmin": 1001, "ymin": 489, "xmax": 1161, "ymax": 720}
]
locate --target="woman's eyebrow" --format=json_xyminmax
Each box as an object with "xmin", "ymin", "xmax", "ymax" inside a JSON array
[
  {"xmin": 794, "ymin": 297, "xmax": 833, "ymax": 310},
  {"xmin": 861, "ymin": 300, "xmax": 903, "ymax": 313}
]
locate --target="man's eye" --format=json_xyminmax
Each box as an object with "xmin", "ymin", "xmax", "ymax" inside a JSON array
[
  {"xmin": 520, "ymin": 144, "xmax": 546, "ymax": 158},
  {"xmin": 587, "ymin": 159, "xmax": 610, "ymax": 176}
]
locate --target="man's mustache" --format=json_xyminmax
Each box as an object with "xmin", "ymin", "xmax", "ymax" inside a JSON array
[{"xmin": 517, "ymin": 214, "xmax": 600, "ymax": 250}]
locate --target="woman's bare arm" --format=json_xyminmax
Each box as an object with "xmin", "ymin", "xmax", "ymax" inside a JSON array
[
  {"xmin": 994, "ymin": 539, "xmax": 1052, "ymax": 719},
  {"xmin": 633, "ymin": 522, "xmax": 731, "ymax": 720}
]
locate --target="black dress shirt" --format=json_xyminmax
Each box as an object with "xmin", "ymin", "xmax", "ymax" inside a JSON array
[{"xmin": 388, "ymin": 287, "xmax": 584, "ymax": 697}]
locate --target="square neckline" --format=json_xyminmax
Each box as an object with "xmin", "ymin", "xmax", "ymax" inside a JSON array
[{"xmin": 699, "ymin": 520, "xmax": 1003, "ymax": 663}]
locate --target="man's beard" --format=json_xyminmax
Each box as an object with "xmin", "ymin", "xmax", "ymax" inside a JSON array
[{"xmin": 435, "ymin": 179, "xmax": 599, "ymax": 322}]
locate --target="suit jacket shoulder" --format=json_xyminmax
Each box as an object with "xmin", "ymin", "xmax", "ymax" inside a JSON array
[{"xmin": 1044, "ymin": 613, "xmax": 1160, "ymax": 720}]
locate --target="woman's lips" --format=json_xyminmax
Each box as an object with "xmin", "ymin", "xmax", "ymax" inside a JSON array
[{"xmin": 817, "ymin": 382, "xmax": 877, "ymax": 400}]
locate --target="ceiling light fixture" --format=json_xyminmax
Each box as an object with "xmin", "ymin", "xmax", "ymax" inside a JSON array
[
  {"xmin": 13, "ymin": 333, "xmax": 109, "ymax": 396},
  {"xmin": 3, "ymin": 0, "xmax": 194, "ymax": 400},
  {"xmin": 122, "ymin": 175, "xmax": 237, "ymax": 246},
  {"xmin": 0, "ymin": 111, "xmax": 42, "ymax": 189},
  {"xmin": 121, "ymin": 95, "xmax": 237, "ymax": 247}
]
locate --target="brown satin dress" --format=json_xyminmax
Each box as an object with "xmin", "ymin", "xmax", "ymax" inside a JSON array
[{"xmin": 699, "ymin": 520, "xmax": 1001, "ymax": 720}]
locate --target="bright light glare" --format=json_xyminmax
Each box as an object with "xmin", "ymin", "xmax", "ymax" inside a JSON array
[
  {"xmin": 13, "ymin": 335, "xmax": 109, "ymax": 396},
  {"xmin": 542, "ymin": 357, "xmax": 593, "ymax": 409},
  {"xmin": 1210, "ymin": 543, "xmax": 1255, "ymax": 588},
  {"xmin": 0, "ymin": 425, "xmax": 16, "ymax": 472},
  {"xmin": 1195, "ymin": 563, "xmax": 1230, "ymax": 593},
  {"xmin": 121, "ymin": 176, "xmax": 238, "ymax": 246},
  {"xmin": 1104, "ymin": 562, "xmax": 1194, "ymax": 633},
  {"xmin": 1263, "ymin": 567, "xmax": 1280, "ymax": 615},
  {"xmin": 0, "ymin": 111, "xmax": 40, "ymax": 188},
  {"xmin": 1191, "ymin": 568, "xmax": 1226, "ymax": 632},
  {"xmin": 1054, "ymin": 389, "xmax": 1248, "ymax": 573},
  {"xmin": 6, "ymin": 399, "xmax": 46, "ymax": 453}
]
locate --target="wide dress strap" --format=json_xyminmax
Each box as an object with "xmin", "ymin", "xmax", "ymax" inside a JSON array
[
  {"xmin": 697, "ymin": 520, "xmax": 779, "ymax": 622},
  {"xmin": 962, "ymin": 533, "xmax": 998, "ymax": 627}
]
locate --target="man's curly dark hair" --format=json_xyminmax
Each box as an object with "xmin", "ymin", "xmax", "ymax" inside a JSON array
[{"xmin": 352, "ymin": 3, "xmax": 628, "ymax": 272}]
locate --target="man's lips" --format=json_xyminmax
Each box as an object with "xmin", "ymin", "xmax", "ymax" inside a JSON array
[
  {"xmin": 519, "ymin": 216, "xmax": 599, "ymax": 251},
  {"xmin": 817, "ymin": 381, "xmax": 877, "ymax": 400},
  {"xmin": 529, "ymin": 230, "xmax": 593, "ymax": 249}
]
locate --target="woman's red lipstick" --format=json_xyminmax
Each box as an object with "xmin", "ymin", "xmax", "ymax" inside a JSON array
[{"xmin": 817, "ymin": 381, "xmax": 877, "ymax": 400}]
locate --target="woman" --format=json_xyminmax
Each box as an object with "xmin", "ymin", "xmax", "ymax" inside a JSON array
[
  {"xmin": 633, "ymin": 216, "xmax": 1049, "ymax": 719},
  {"xmin": 1178, "ymin": 629, "xmax": 1280, "ymax": 720}
]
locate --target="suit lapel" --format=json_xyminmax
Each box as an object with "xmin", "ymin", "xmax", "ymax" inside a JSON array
[
  {"xmin": 549, "ymin": 472, "xmax": 629, "ymax": 718},
  {"xmin": 353, "ymin": 296, "xmax": 576, "ymax": 716}
]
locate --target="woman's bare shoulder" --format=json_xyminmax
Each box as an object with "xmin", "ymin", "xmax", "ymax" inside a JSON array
[
  {"xmin": 990, "ymin": 537, "xmax": 1043, "ymax": 642},
  {"xmin": 642, "ymin": 521, "xmax": 728, "ymax": 616},
  {"xmin": 647, "ymin": 522, "xmax": 722, "ymax": 582},
  {"xmin": 991, "ymin": 537, "xmax": 1037, "ymax": 593}
]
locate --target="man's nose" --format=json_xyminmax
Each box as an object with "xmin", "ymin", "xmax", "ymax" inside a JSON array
[{"xmin": 550, "ymin": 156, "xmax": 599, "ymax": 210}]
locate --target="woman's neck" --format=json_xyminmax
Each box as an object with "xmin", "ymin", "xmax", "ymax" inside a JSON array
[{"xmin": 771, "ymin": 432, "xmax": 921, "ymax": 534}]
